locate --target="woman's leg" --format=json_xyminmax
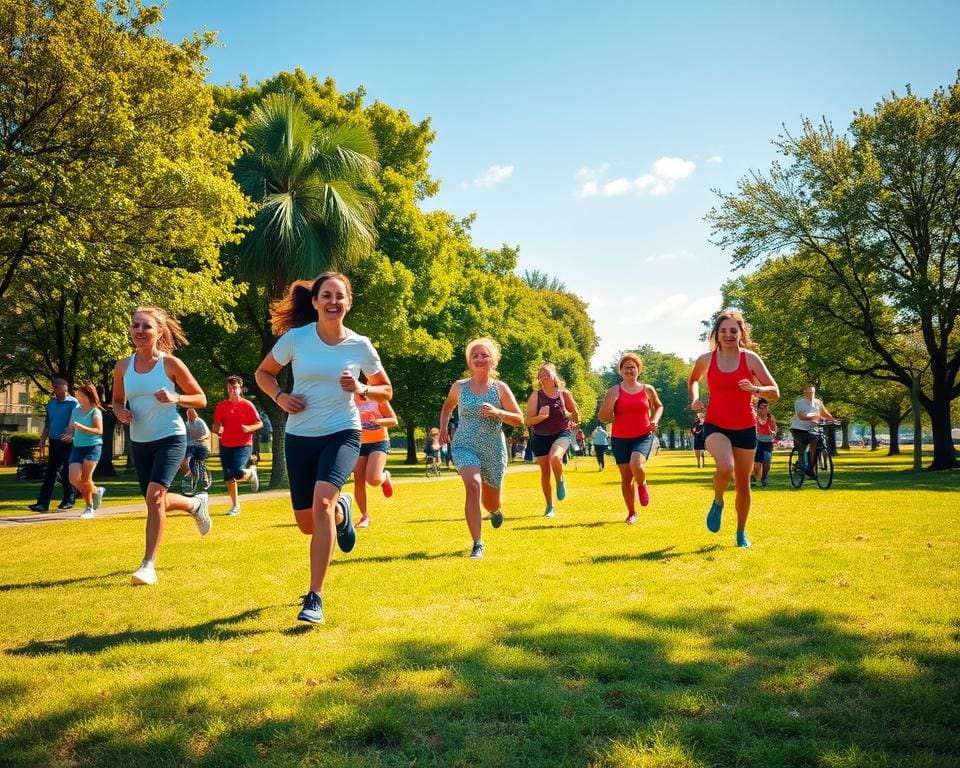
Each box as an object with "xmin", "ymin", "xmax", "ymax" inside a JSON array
[
  {"xmin": 68, "ymin": 463, "xmax": 91, "ymax": 507},
  {"xmin": 616, "ymin": 463, "xmax": 636, "ymax": 518},
  {"xmin": 365, "ymin": 450, "xmax": 387, "ymax": 488},
  {"xmin": 732, "ymin": 447, "xmax": 755, "ymax": 533},
  {"xmin": 458, "ymin": 465, "xmax": 483, "ymax": 542},
  {"xmin": 761, "ymin": 451, "xmax": 772, "ymax": 484},
  {"xmin": 705, "ymin": 433, "xmax": 734, "ymax": 505},
  {"xmin": 549, "ymin": 442, "xmax": 566, "ymax": 491},
  {"xmin": 78, "ymin": 459, "xmax": 97, "ymax": 505},
  {"xmin": 293, "ymin": 480, "xmax": 342, "ymax": 595},
  {"xmin": 629, "ymin": 451, "xmax": 647, "ymax": 487},
  {"xmin": 353, "ymin": 455, "xmax": 369, "ymax": 517},
  {"xmin": 535, "ymin": 455, "xmax": 552, "ymax": 507}
]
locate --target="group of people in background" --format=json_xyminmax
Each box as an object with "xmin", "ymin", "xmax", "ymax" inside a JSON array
[{"xmin": 25, "ymin": 271, "xmax": 791, "ymax": 625}]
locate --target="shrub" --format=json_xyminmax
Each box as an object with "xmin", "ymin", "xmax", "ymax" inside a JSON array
[{"xmin": 7, "ymin": 432, "xmax": 41, "ymax": 462}]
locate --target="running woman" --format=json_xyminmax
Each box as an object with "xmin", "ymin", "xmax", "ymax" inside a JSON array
[
  {"xmin": 65, "ymin": 383, "xmax": 106, "ymax": 519},
  {"xmin": 352, "ymin": 389, "xmax": 398, "ymax": 528},
  {"xmin": 525, "ymin": 362, "xmax": 580, "ymax": 517},
  {"xmin": 439, "ymin": 338, "xmax": 524, "ymax": 559},
  {"xmin": 255, "ymin": 272, "xmax": 393, "ymax": 624},
  {"xmin": 688, "ymin": 309, "xmax": 779, "ymax": 548},
  {"xmin": 597, "ymin": 352, "xmax": 664, "ymax": 525},
  {"xmin": 112, "ymin": 306, "xmax": 210, "ymax": 586}
]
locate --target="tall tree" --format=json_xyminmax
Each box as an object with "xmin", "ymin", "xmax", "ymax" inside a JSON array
[{"xmin": 708, "ymin": 77, "xmax": 960, "ymax": 469}]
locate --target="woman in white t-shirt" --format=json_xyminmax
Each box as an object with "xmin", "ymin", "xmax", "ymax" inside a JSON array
[{"xmin": 255, "ymin": 272, "xmax": 393, "ymax": 625}]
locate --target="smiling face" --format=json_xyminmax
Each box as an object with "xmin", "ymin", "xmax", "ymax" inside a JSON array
[
  {"xmin": 75, "ymin": 390, "xmax": 91, "ymax": 409},
  {"xmin": 226, "ymin": 380, "xmax": 243, "ymax": 401},
  {"xmin": 537, "ymin": 366, "xmax": 557, "ymax": 387},
  {"xmin": 312, "ymin": 277, "xmax": 351, "ymax": 323},
  {"xmin": 130, "ymin": 311, "xmax": 159, "ymax": 349},
  {"xmin": 468, "ymin": 342, "xmax": 495, "ymax": 372},
  {"xmin": 717, "ymin": 317, "xmax": 742, "ymax": 349}
]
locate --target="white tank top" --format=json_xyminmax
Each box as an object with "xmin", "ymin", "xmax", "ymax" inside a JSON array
[{"xmin": 122, "ymin": 352, "xmax": 186, "ymax": 443}]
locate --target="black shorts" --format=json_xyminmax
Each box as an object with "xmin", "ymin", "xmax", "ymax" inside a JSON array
[
  {"xmin": 693, "ymin": 433, "xmax": 706, "ymax": 450},
  {"xmin": 285, "ymin": 430, "xmax": 362, "ymax": 510},
  {"xmin": 755, "ymin": 441, "xmax": 774, "ymax": 461},
  {"xmin": 703, "ymin": 423, "xmax": 757, "ymax": 451},
  {"xmin": 610, "ymin": 433, "xmax": 656, "ymax": 465},
  {"xmin": 132, "ymin": 434, "xmax": 187, "ymax": 496},
  {"xmin": 531, "ymin": 429, "xmax": 571, "ymax": 457},
  {"xmin": 791, "ymin": 429, "xmax": 815, "ymax": 450}
]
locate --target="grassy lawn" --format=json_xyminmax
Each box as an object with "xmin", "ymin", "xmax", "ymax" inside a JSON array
[{"xmin": 0, "ymin": 449, "xmax": 957, "ymax": 767}]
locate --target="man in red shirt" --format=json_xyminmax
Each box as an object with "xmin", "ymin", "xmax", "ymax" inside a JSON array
[{"xmin": 212, "ymin": 375, "xmax": 263, "ymax": 516}]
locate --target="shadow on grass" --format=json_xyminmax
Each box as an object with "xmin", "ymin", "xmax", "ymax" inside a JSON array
[
  {"xmin": 3, "ymin": 604, "xmax": 956, "ymax": 767},
  {"xmin": 334, "ymin": 550, "xmax": 463, "ymax": 566},
  {"xmin": 0, "ymin": 570, "xmax": 130, "ymax": 593},
  {"xmin": 6, "ymin": 608, "xmax": 268, "ymax": 656},
  {"xmin": 583, "ymin": 544, "xmax": 724, "ymax": 564}
]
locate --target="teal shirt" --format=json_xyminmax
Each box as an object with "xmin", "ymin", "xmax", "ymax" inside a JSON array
[{"xmin": 71, "ymin": 406, "xmax": 103, "ymax": 448}]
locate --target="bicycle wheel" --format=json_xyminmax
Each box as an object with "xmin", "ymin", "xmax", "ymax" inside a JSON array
[
  {"xmin": 788, "ymin": 448, "xmax": 805, "ymax": 488},
  {"xmin": 815, "ymin": 450, "xmax": 834, "ymax": 489}
]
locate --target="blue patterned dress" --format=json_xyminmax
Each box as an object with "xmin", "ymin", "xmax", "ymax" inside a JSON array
[{"xmin": 451, "ymin": 379, "xmax": 508, "ymax": 488}]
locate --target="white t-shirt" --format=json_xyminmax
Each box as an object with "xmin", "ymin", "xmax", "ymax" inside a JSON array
[
  {"xmin": 790, "ymin": 397, "xmax": 823, "ymax": 431},
  {"xmin": 270, "ymin": 324, "xmax": 383, "ymax": 437}
]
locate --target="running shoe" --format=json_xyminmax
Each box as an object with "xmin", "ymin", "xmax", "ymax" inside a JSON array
[
  {"xmin": 226, "ymin": 506, "xmax": 240, "ymax": 517},
  {"xmin": 736, "ymin": 530, "xmax": 752, "ymax": 548},
  {"xmin": 79, "ymin": 507, "xmax": 95, "ymax": 520},
  {"xmin": 638, "ymin": 482, "xmax": 650, "ymax": 507},
  {"xmin": 356, "ymin": 514, "xmax": 371, "ymax": 528},
  {"xmin": 544, "ymin": 505, "xmax": 555, "ymax": 518},
  {"xmin": 490, "ymin": 510, "xmax": 504, "ymax": 528},
  {"xmin": 336, "ymin": 493, "xmax": 356, "ymax": 553},
  {"xmin": 57, "ymin": 500, "xmax": 74, "ymax": 511},
  {"xmin": 625, "ymin": 513, "xmax": 638, "ymax": 525},
  {"xmin": 92, "ymin": 486, "xmax": 105, "ymax": 510},
  {"xmin": 556, "ymin": 477, "xmax": 566, "ymax": 501},
  {"xmin": 131, "ymin": 562, "xmax": 157, "ymax": 586},
  {"xmin": 469, "ymin": 541, "xmax": 484, "ymax": 559},
  {"xmin": 298, "ymin": 591, "xmax": 324, "ymax": 624},
  {"xmin": 248, "ymin": 465, "xmax": 260, "ymax": 493},
  {"xmin": 706, "ymin": 500, "xmax": 723, "ymax": 533},
  {"xmin": 191, "ymin": 493, "xmax": 212, "ymax": 536},
  {"xmin": 381, "ymin": 470, "xmax": 393, "ymax": 498}
]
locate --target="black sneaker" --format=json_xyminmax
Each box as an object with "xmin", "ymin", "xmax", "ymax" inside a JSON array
[
  {"xmin": 469, "ymin": 541, "xmax": 485, "ymax": 559},
  {"xmin": 298, "ymin": 591, "xmax": 324, "ymax": 624},
  {"xmin": 57, "ymin": 500, "xmax": 75, "ymax": 511},
  {"xmin": 27, "ymin": 503, "xmax": 48, "ymax": 513},
  {"xmin": 336, "ymin": 493, "xmax": 356, "ymax": 553}
]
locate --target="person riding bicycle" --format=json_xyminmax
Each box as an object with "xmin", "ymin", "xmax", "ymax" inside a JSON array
[
  {"xmin": 425, "ymin": 427, "xmax": 442, "ymax": 473},
  {"xmin": 790, "ymin": 384, "xmax": 834, "ymax": 475}
]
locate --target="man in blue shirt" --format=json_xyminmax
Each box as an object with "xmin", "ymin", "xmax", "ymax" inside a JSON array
[{"xmin": 28, "ymin": 378, "xmax": 79, "ymax": 512}]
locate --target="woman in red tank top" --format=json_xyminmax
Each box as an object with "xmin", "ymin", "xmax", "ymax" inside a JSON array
[
  {"xmin": 597, "ymin": 352, "xmax": 664, "ymax": 525},
  {"xmin": 687, "ymin": 310, "xmax": 779, "ymax": 548}
]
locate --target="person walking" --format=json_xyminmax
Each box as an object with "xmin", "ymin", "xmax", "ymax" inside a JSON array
[
  {"xmin": 28, "ymin": 378, "xmax": 78, "ymax": 512},
  {"xmin": 591, "ymin": 424, "xmax": 609, "ymax": 471},
  {"xmin": 352, "ymin": 389, "xmax": 398, "ymax": 528},
  {"xmin": 688, "ymin": 309, "xmax": 779, "ymax": 548},
  {"xmin": 597, "ymin": 353, "xmax": 664, "ymax": 525},
  {"xmin": 525, "ymin": 362, "xmax": 580, "ymax": 517},
  {"xmin": 112, "ymin": 306, "xmax": 211, "ymax": 586},
  {"xmin": 753, "ymin": 398, "xmax": 777, "ymax": 486},
  {"xmin": 691, "ymin": 413, "xmax": 706, "ymax": 469},
  {"xmin": 439, "ymin": 338, "xmax": 524, "ymax": 559},
  {"xmin": 179, "ymin": 408, "xmax": 212, "ymax": 494},
  {"xmin": 255, "ymin": 272, "xmax": 393, "ymax": 624},
  {"xmin": 65, "ymin": 383, "xmax": 105, "ymax": 519},
  {"xmin": 212, "ymin": 375, "xmax": 263, "ymax": 516}
]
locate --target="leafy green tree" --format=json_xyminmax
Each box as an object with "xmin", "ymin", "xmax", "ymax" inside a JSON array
[{"xmin": 708, "ymin": 77, "xmax": 960, "ymax": 469}]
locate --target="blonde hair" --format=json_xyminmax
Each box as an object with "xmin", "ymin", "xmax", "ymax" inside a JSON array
[
  {"xmin": 464, "ymin": 337, "xmax": 501, "ymax": 378},
  {"xmin": 708, "ymin": 309, "xmax": 754, "ymax": 350},
  {"xmin": 536, "ymin": 362, "xmax": 565, "ymax": 389},
  {"xmin": 133, "ymin": 306, "xmax": 188, "ymax": 353}
]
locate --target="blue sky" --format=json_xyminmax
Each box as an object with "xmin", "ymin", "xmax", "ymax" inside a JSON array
[{"xmin": 159, "ymin": 0, "xmax": 959, "ymax": 369}]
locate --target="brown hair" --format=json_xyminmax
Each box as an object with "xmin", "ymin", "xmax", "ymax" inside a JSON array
[
  {"xmin": 75, "ymin": 382, "xmax": 102, "ymax": 409},
  {"xmin": 270, "ymin": 272, "xmax": 353, "ymax": 336},
  {"xmin": 226, "ymin": 374, "xmax": 243, "ymax": 387},
  {"xmin": 464, "ymin": 337, "xmax": 501, "ymax": 378},
  {"xmin": 132, "ymin": 306, "xmax": 188, "ymax": 353},
  {"xmin": 708, "ymin": 309, "xmax": 753, "ymax": 350},
  {"xmin": 618, "ymin": 352, "xmax": 643, "ymax": 374}
]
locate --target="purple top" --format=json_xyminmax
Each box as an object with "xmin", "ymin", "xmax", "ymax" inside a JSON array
[{"xmin": 533, "ymin": 388, "xmax": 569, "ymax": 436}]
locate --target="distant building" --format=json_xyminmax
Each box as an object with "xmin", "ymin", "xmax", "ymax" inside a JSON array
[{"xmin": 1, "ymin": 380, "xmax": 41, "ymax": 435}]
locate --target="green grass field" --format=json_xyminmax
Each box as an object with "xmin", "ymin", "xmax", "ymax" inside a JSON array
[{"xmin": 0, "ymin": 450, "xmax": 957, "ymax": 767}]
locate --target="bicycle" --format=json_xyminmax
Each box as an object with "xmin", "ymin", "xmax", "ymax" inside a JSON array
[
  {"xmin": 788, "ymin": 420, "xmax": 840, "ymax": 490},
  {"xmin": 425, "ymin": 455, "xmax": 442, "ymax": 478},
  {"xmin": 180, "ymin": 452, "xmax": 212, "ymax": 496}
]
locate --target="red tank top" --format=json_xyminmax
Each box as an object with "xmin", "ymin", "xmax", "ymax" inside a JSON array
[
  {"xmin": 612, "ymin": 385, "xmax": 652, "ymax": 438},
  {"xmin": 705, "ymin": 351, "xmax": 755, "ymax": 429}
]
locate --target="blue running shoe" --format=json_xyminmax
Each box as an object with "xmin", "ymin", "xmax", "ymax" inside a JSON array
[
  {"xmin": 556, "ymin": 477, "xmax": 566, "ymax": 501},
  {"xmin": 469, "ymin": 541, "xmax": 484, "ymax": 559},
  {"xmin": 706, "ymin": 500, "xmax": 723, "ymax": 533},
  {"xmin": 336, "ymin": 493, "xmax": 356, "ymax": 553},
  {"xmin": 544, "ymin": 505, "xmax": 555, "ymax": 518},
  {"xmin": 490, "ymin": 510, "xmax": 504, "ymax": 528},
  {"xmin": 298, "ymin": 591, "xmax": 324, "ymax": 623},
  {"xmin": 736, "ymin": 530, "xmax": 751, "ymax": 548}
]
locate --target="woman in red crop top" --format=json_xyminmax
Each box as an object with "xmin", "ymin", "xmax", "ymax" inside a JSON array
[
  {"xmin": 597, "ymin": 352, "xmax": 664, "ymax": 525},
  {"xmin": 688, "ymin": 310, "xmax": 779, "ymax": 548}
]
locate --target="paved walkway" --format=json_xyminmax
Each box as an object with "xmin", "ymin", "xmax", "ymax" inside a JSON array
[{"xmin": 0, "ymin": 464, "xmax": 540, "ymax": 527}]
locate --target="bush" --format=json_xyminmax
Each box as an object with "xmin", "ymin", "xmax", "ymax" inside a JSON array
[{"xmin": 7, "ymin": 432, "xmax": 40, "ymax": 462}]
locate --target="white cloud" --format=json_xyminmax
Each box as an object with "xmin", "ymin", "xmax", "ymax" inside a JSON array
[
  {"xmin": 645, "ymin": 249, "xmax": 690, "ymax": 264},
  {"xmin": 577, "ymin": 155, "xmax": 696, "ymax": 198},
  {"xmin": 473, "ymin": 164, "xmax": 514, "ymax": 188},
  {"xmin": 707, "ymin": 154, "xmax": 724, "ymax": 164}
]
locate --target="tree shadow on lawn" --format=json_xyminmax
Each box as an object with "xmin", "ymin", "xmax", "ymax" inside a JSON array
[
  {"xmin": 2, "ymin": 605, "xmax": 955, "ymax": 767},
  {"xmin": 583, "ymin": 544, "xmax": 724, "ymax": 565},
  {"xmin": 0, "ymin": 570, "xmax": 130, "ymax": 593},
  {"xmin": 332, "ymin": 550, "xmax": 464, "ymax": 567},
  {"xmin": 5, "ymin": 607, "xmax": 269, "ymax": 656}
]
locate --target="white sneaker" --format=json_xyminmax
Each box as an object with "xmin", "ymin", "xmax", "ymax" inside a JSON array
[
  {"xmin": 131, "ymin": 563, "xmax": 157, "ymax": 586},
  {"xmin": 93, "ymin": 486, "xmax": 105, "ymax": 510},
  {"xmin": 226, "ymin": 505, "xmax": 240, "ymax": 517},
  {"xmin": 191, "ymin": 493, "xmax": 212, "ymax": 535},
  {"xmin": 248, "ymin": 465, "xmax": 260, "ymax": 493},
  {"xmin": 79, "ymin": 507, "xmax": 95, "ymax": 519}
]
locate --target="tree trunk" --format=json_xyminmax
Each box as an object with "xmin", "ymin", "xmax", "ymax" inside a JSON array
[
  {"xmin": 405, "ymin": 422, "xmax": 418, "ymax": 464},
  {"xmin": 255, "ymin": 395, "xmax": 287, "ymax": 489},
  {"xmin": 839, "ymin": 421, "xmax": 849, "ymax": 450},
  {"xmin": 95, "ymin": 409, "xmax": 119, "ymax": 477},
  {"xmin": 885, "ymin": 414, "xmax": 901, "ymax": 456},
  {"xmin": 869, "ymin": 421, "xmax": 878, "ymax": 451},
  {"xmin": 925, "ymin": 382, "xmax": 959, "ymax": 470}
]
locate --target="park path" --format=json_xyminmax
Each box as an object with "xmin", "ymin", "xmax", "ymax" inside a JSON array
[{"xmin": 0, "ymin": 463, "xmax": 541, "ymax": 527}]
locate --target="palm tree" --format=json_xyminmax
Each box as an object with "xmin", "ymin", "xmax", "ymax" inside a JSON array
[{"xmin": 231, "ymin": 93, "xmax": 380, "ymax": 486}]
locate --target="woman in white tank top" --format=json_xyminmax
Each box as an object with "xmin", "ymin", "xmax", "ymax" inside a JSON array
[{"xmin": 111, "ymin": 306, "xmax": 209, "ymax": 587}]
